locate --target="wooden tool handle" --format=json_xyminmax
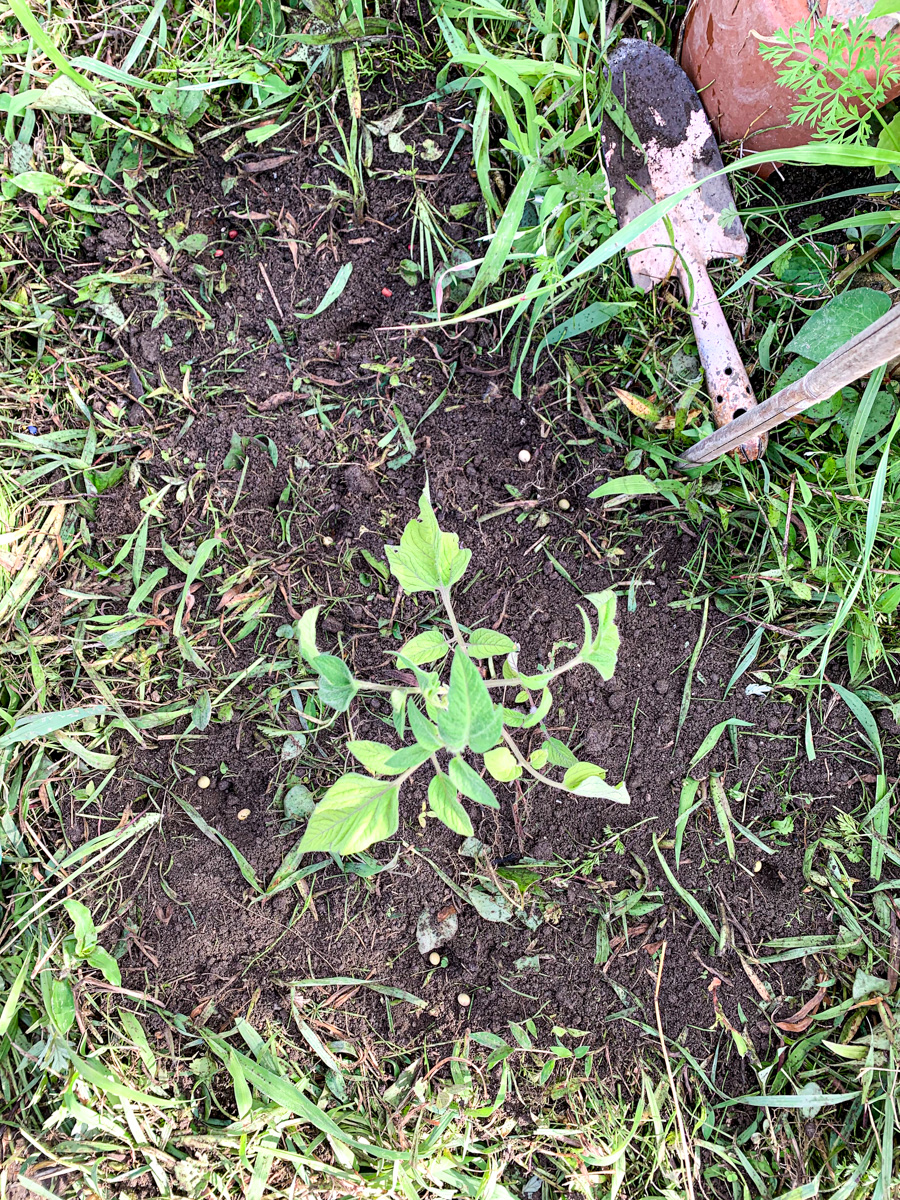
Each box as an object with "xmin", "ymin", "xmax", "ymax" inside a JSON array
[
  {"xmin": 678, "ymin": 303, "xmax": 900, "ymax": 467},
  {"xmin": 677, "ymin": 255, "xmax": 767, "ymax": 463}
]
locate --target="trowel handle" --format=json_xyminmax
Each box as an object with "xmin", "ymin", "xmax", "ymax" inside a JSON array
[{"xmin": 676, "ymin": 255, "xmax": 767, "ymax": 463}]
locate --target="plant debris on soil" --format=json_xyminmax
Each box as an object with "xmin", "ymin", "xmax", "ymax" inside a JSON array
[{"xmin": 52, "ymin": 113, "xmax": 895, "ymax": 1098}]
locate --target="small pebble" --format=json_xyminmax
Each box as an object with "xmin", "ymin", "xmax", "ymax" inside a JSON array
[
  {"xmin": 381, "ymin": 287, "xmax": 393, "ymax": 298},
  {"xmin": 518, "ymin": 448, "xmax": 532, "ymax": 464},
  {"xmin": 754, "ymin": 860, "xmax": 762, "ymax": 873},
  {"xmin": 214, "ymin": 248, "xmax": 225, "ymax": 258},
  {"xmin": 237, "ymin": 808, "xmax": 251, "ymax": 821},
  {"xmin": 558, "ymin": 498, "xmax": 571, "ymax": 511},
  {"xmin": 457, "ymin": 992, "xmax": 471, "ymax": 1008},
  {"xmin": 428, "ymin": 951, "xmax": 441, "ymax": 966},
  {"xmin": 197, "ymin": 776, "xmax": 211, "ymax": 789}
]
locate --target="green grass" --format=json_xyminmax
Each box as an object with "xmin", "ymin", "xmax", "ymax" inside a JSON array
[{"xmin": 4, "ymin": 0, "xmax": 900, "ymax": 1196}]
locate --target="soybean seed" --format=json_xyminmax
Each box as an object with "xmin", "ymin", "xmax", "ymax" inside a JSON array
[
  {"xmin": 429, "ymin": 952, "xmax": 441, "ymax": 966},
  {"xmin": 457, "ymin": 992, "xmax": 471, "ymax": 1008},
  {"xmin": 518, "ymin": 448, "xmax": 532, "ymax": 464},
  {"xmin": 197, "ymin": 776, "xmax": 211, "ymax": 789},
  {"xmin": 237, "ymin": 808, "xmax": 251, "ymax": 821}
]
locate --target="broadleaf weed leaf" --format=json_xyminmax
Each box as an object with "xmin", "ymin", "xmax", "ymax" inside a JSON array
[
  {"xmin": 296, "ymin": 605, "xmax": 321, "ymax": 665},
  {"xmin": 299, "ymin": 775, "xmax": 400, "ymax": 855},
  {"xmin": 314, "ymin": 654, "xmax": 358, "ymax": 712},
  {"xmin": 385, "ymin": 480, "xmax": 471, "ymax": 593},
  {"xmin": 483, "ymin": 745, "xmax": 522, "ymax": 782},
  {"xmin": 579, "ymin": 590, "xmax": 619, "ymax": 678},
  {"xmin": 428, "ymin": 771, "xmax": 474, "ymax": 836},
  {"xmin": 448, "ymin": 756, "xmax": 499, "ymax": 808},
  {"xmin": 437, "ymin": 648, "xmax": 502, "ymax": 753}
]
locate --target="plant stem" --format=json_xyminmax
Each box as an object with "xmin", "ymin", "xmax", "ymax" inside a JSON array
[
  {"xmin": 438, "ymin": 586, "xmax": 466, "ymax": 648},
  {"xmin": 483, "ymin": 657, "xmax": 581, "ymax": 690},
  {"xmin": 501, "ymin": 730, "xmax": 570, "ymax": 793}
]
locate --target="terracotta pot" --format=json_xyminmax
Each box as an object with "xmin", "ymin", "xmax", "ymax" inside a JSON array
[{"xmin": 680, "ymin": 0, "xmax": 900, "ymax": 174}]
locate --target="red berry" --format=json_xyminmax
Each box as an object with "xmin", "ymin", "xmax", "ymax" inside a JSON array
[
  {"xmin": 214, "ymin": 248, "xmax": 225, "ymax": 258},
  {"xmin": 381, "ymin": 287, "xmax": 393, "ymax": 298},
  {"xmin": 228, "ymin": 230, "xmax": 238, "ymax": 239}
]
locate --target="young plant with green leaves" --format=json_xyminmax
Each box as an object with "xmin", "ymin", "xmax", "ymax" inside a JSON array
[
  {"xmin": 293, "ymin": 485, "xmax": 627, "ymax": 855},
  {"xmin": 758, "ymin": 11, "xmax": 900, "ymax": 173}
]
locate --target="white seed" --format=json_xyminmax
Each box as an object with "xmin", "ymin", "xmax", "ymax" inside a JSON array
[
  {"xmin": 753, "ymin": 860, "xmax": 762, "ymax": 873},
  {"xmin": 237, "ymin": 808, "xmax": 251, "ymax": 821},
  {"xmin": 429, "ymin": 951, "xmax": 441, "ymax": 966},
  {"xmin": 558, "ymin": 498, "xmax": 571, "ymax": 511},
  {"xmin": 197, "ymin": 776, "xmax": 211, "ymax": 789},
  {"xmin": 517, "ymin": 448, "xmax": 532, "ymax": 464},
  {"xmin": 457, "ymin": 992, "xmax": 471, "ymax": 1008},
  {"xmin": 322, "ymin": 536, "xmax": 334, "ymax": 546}
]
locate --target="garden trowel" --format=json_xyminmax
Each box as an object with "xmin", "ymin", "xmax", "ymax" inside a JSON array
[{"xmin": 601, "ymin": 39, "xmax": 766, "ymax": 461}]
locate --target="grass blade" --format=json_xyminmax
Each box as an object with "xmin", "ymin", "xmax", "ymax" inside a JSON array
[
  {"xmin": 653, "ymin": 836, "xmax": 719, "ymax": 943},
  {"xmin": 676, "ymin": 597, "xmax": 708, "ymax": 744}
]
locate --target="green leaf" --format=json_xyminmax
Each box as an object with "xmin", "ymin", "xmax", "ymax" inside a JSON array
[
  {"xmin": 830, "ymin": 682, "xmax": 885, "ymax": 775},
  {"xmin": 299, "ymin": 774, "xmax": 400, "ymax": 855},
  {"xmin": 191, "ymin": 690, "xmax": 212, "ymax": 731},
  {"xmin": 407, "ymin": 702, "xmax": 442, "ymax": 751},
  {"xmin": 48, "ymin": 977, "xmax": 75, "ymax": 1034},
  {"xmin": 483, "ymin": 745, "xmax": 522, "ymax": 782},
  {"xmin": 283, "ymin": 784, "xmax": 315, "ymax": 820},
  {"xmin": 296, "ymin": 606, "xmax": 320, "ymax": 665},
  {"xmin": 0, "ymin": 704, "xmax": 106, "ymax": 749},
  {"xmin": 87, "ymin": 946, "xmax": 122, "ymax": 986},
  {"xmin": 384, "ymin": 482, "xmax": 471, "ymax": 594},
  {"xmin": 437, "ymin": 648, "xmax": 502, "ymax": 753},
  {"xmin": 563, "ymin": 765, "xmax": 631, "ymax": 803},
  {"xmin": 348, "ymin": 740, "xmax": 405, "ymax": 775},
  {"xmin": 871, "ymin": 0, "xmax": 900, "ymax": 18},
  {"xmin": 465, "ymin": 629, "xmax": 516, "ymax": 658},
  {"xmin": 543, "ymin": 736, "xmax": 578, "ymax": 768},
  {"xmin": 63, "ymin": 899, "xmax": 98, "ymax": 956},
  {"xmin": 428, "ymin": 772, "xmax": 473, "ymax": 836},
  {"xmin": 228, "ymin": 1049, "xmax": 254, "ymax": 1119},
  {"xmin": 579, "ymin": 590, "xmax": 620, "ymax": 679},
  {"xmin": 296, "ymin": 262, "xmax": 353, "ymax": 321},
  {"xmin": 383, "ymin": 743, "xmax": 432, "ymax": 772},
  {"xmin": 468, "ymin": 888, "xmax": 515, "ymax": 922},
  {"xmin": 562, "ymin": 762, "xmax": 606, "ymax": 790},
  {"xmin": 835, "ymin": 390, "xmax": 897, "ymax": 442},
  {"xmin": 588, "ymin": 475, "xmax": 660, "ymax": 499},
  {"xmin": 786, "ymin": 289, "xmax": 892, "ymax": 363},
  {"xmin": 689, "ymin": 718, "xmax": 754, "ymax": 769},
  {"xmin": 448, "ymin": 756, "xmax": 499, "ymax": 808},
  {"xmin": 534, "ymin": 301, "xmax": 632, "ymax": 371},
  {"xmin": 396, "ymin": 629, "xmax": 449, "ymax": 666},
  {"xmin": 314, "ymin": 654, "xmax": 358, "ymax": 712},
  {"xmin": 0, "ymin": 954, "xmax": 30, "ymax": 1038}
]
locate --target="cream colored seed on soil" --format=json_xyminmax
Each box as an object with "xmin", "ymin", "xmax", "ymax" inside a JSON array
[
  {"xmin": 558, "ymin": 498, "xmax": 571, "ymax": 511},
  {"xmin": 518, "ymin": 448, "xmax": 532, "ymax": 464},
  {"xmin": 457, "ymin": 992, "xmax": 471, "ymax": 1007},
  {"xmin": 197, "ymin": 776, "xmax": 211, "ymax": 789},
  {"xmin": 237, "ymin": 808, "xmax": 251, "ymax": 821},
  {"xmin": 429, "ymin": 952, "xmax": 441, "ymax": 966}
]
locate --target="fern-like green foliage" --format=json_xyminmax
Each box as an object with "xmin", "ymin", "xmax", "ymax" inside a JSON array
[{"xmin": 759, "ymin": 16, "xmax": 900, "ymax": 144}]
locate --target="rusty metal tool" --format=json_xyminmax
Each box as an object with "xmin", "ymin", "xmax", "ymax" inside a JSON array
[{"xmin": 601, "ymin": 39, "xmax": 766, "ymax": 461}]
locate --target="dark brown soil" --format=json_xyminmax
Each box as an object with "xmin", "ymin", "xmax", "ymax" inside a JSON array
[{"xmin": 57, "ymin": 84, "xmax": 896, "ymax": 1098}]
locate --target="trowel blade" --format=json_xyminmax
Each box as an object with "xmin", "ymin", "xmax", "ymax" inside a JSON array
[{"xmin": 600, "ymin": 39, "xmax": 747, "ymax": 291}]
